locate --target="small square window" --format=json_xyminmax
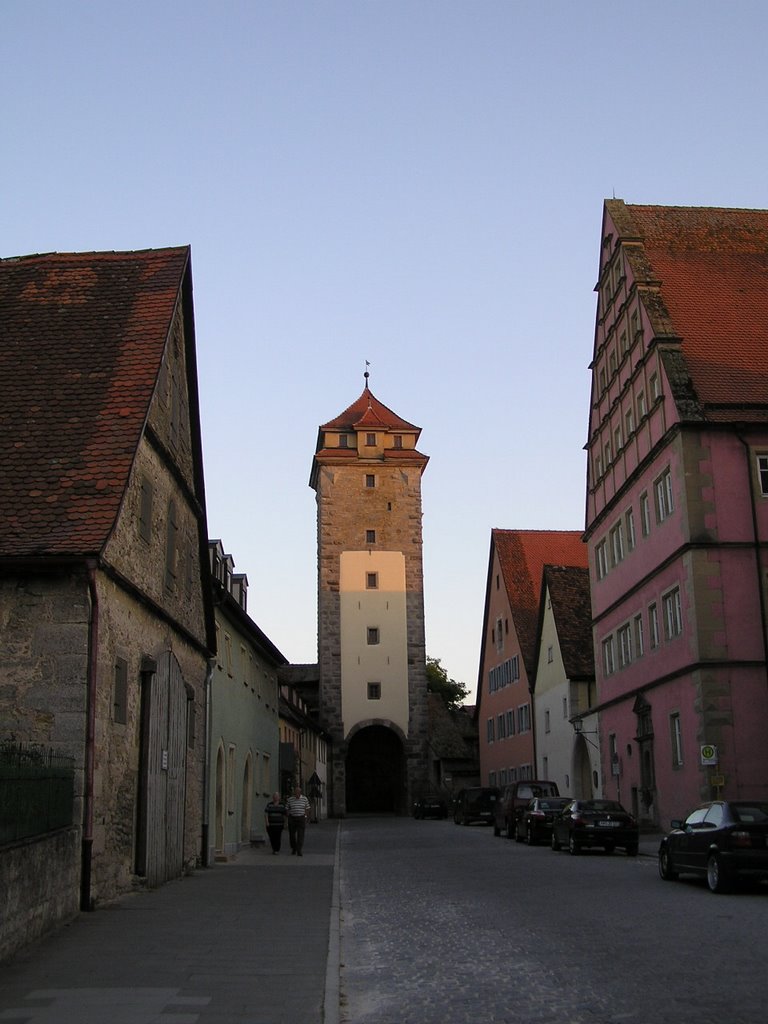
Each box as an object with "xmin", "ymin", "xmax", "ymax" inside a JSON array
[
  {"xmin": 366, "ymin": 529, "xmax": 376, "ymax": 544},
  {"xmin": 365, "ymin": 474, "xmax": 375, "ymax": 488},
  {"xmin": 367, "ymin": 627, "xmax": 380, "ymax": 645},
  {"xmin": 367, "ymin": 682, "xmax": 381, "ymax": 700},
  {"xmin": 366, "ymin": 572, "xmax": 378, "ymax": 589}
]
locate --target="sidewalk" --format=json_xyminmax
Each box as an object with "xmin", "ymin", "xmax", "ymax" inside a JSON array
[{"xmin": 0, "ymin": 820, "xmax": 341, "ymax": 1024}]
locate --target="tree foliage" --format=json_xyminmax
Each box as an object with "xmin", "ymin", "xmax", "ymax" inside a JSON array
[{"xmin": 426, "ymin": 656, "xmax": 469, "ymax": 709}]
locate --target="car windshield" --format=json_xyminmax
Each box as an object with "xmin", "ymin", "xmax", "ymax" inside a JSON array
[
  {"xmin": 540, "ymin": 800, "xmax": 568, "ymax": 810},
  {"xmin": 583, "ymin": 801, "xmax": 626, "ymax": 813},
  {"xmin": 732, "ymin": 803, "xmax": 768, "ymax": 823}
]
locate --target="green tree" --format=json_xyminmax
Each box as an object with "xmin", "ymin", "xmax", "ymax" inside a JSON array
[{"xmin": 426, "ymin": 656, "xmax": 469, "ymax": 708}]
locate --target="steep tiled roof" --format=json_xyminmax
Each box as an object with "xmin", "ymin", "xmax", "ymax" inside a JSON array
[
  {"xmin": 610, "ymin": 202, "xmax": 768, "ymax": 420},
  {"xmin": 493, "ymin": 529, "xmax": 588, "ymax": 677},
  {"xmin": 320, "ymin": 386, "xmax": 420, "ymax": 433},
  {"xmin": 543, "ymin": 565, "xmax": 594, "ymax": 681},
  {"xmin": 0, "ymin": 247, "xmax": 189, "ymax": 557}
]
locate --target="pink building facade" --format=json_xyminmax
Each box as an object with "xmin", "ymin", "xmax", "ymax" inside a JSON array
[{"xmin": 584, "ymin": 201, "xmax": 768, "ymax": 829}]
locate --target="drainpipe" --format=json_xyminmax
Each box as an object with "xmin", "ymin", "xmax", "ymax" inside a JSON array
[
  {"xmin": 737, "ymin": 434, "xmax": 768, "ymax": 687},
  {"xmin": 82, "ymin": 561, "xmax": 99, "ymax": 911}
]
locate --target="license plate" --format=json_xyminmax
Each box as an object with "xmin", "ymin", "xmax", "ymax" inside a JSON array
[{"xmin": 598, "ymin": 821, "xmax": 621, "ymax": 828}]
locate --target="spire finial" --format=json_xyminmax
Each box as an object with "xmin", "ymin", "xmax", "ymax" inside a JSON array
[{"xmin": 364, "ymin": 359, "xmax": 370, "ymax": 388}]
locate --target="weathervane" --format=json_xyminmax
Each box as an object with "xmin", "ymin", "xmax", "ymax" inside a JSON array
[{"xmin": 364, "ymin": 359, "xmax": 370, "ymax": 386}]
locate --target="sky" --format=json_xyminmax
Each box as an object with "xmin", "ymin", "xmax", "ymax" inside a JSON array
[{"xmin": 3, "ymin": 1, "xmax": 768, "ymax": 700}]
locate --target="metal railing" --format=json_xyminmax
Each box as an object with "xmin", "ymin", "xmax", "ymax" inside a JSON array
[{"xmin": 0, "ymin": 742, "xmax": 75, "ymax": 845}]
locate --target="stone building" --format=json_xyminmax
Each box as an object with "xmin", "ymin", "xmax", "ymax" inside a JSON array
[
  {"xmin": 0, "ymin": 248, "xmax": 215, "ymax": 947},
  {"xmin": 309, "ymin": 378, "xmax": 430, "ymax": 814}
]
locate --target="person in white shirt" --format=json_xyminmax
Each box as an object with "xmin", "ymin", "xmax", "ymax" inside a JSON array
[{"xmin": 286, "ymin": 785, "xmax": 311, "ymax": 856}]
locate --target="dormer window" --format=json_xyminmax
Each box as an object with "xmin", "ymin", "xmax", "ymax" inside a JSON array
[
  {"xmin": 393, "ymin": 434, "xmax": 403, "ymax": 449},
  {"xmin": 339, "ymin": 434, "xmax": 348, "ymax": 448},
  {"xmin": 366, "ymin": 432, "xmax": 376, "ymax": 446}
]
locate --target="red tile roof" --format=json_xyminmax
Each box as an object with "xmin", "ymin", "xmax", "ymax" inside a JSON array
[
  {"xmin": 610, "ymin": 202, "xmax": 768, "ymax": 419},
  {"xmin": 320, "ymin": 387, "xmax": 420, "ymax": 434},
  {"xmin": 493, "ymin": 529, "xmax": 588, "ymax": 677},
  {"xmin": 0, "ymin": 247, "xmax": 190, "ymax": 557}
]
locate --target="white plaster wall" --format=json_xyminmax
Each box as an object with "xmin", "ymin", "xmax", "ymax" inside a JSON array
[{"xmin": 340, "ymin": 551, "xmax": 408, "ymax": 737}]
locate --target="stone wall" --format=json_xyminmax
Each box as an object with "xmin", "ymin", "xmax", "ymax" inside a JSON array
[{"xmin": 0, "ymin": 828, "xmax": 80, "ymax": 963}]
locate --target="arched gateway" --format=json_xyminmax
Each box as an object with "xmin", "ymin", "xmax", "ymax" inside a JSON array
[{"xmin": 310, "ymin": 377, "xmax": 430, "ymax": 815}]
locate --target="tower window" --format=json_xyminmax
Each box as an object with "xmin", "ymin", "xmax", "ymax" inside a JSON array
[
  {"xmin": 365, "ymin": 474, "xmax": 375, "ymax": 488},
  {"xmin": 367, "ymin": 682, "xmax": 381, "ymax": 700},
  {"xmin": 367, "ymin": 627, "xmax": 380, "ymax": 645},
  {"xmin": 366, "ymin": 529, "xmax": 376, "ymax": 544},
  {"xmin": 366, "ymin": 572, "xmax": 378, "ymax": 589}
]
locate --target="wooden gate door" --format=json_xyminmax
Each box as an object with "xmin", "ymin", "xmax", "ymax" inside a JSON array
[{"xmin": 137, "ymin": 652, "xmax": 188, "ymax": 886}]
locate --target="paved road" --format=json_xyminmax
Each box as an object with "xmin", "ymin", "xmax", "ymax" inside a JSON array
[{"xmin": 339, "ymin": 816, "xmax": 768, "ymax": 1024}]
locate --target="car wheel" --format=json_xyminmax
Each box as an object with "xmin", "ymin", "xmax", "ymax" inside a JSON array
[
  {"xmin": 526, "ymin": 824, "xmax": 536, "ymax": 846},
  {"xmin": 658, "ymin": 846, "xmax": 678, "ymax": 881},
  {"xmin": 604, "ymin": 842, "xmax": 615, "ymax": 854},
  {"xmin": 707, "ymin": 852, "xmax": 732, "ymax": 893},
  {"xmin": 625, "ymin": 844, "xmax": 638, "ymax": 857},
  {"xmin": 515, "ymin": 822, "xmax": 523, "ymax": 843},
  {"xmin": 568, "ymin": 834, "xmax": 580, "ymax": 856},
  {"xmin": 551, "ymin": 830, "xmax": 561, "ymax": 851},
  {"xmin": 493, "ymin": 823, "xmax": 500, "ymax": 837}
]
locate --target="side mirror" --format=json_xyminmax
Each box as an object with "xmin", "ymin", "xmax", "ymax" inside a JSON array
[{"xmin": 670, "ymin": 819, "xmax": 683, "ymax": 830}]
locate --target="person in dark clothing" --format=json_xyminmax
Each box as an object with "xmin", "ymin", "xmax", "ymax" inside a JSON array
[{"xmin": 264, "ymin": 792, "xmax": 287, "ymax": 854}]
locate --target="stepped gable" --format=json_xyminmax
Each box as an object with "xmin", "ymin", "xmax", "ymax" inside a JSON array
[
  {"xmin": 610, "ymin": 202, "xmax": 768, "ymax": 421},
  {"xmin": 0, "ymin": 247, "xmax": 190, "ymax": 557},
  {"xmin": 493, "ymin": 529, "xmax": 587, "ymax": 677},
  {"xmin": 543, "ymin": 565, "xmax": 594, "ymax": 681}
]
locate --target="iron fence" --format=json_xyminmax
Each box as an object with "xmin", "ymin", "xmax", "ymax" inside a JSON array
[{"xmin": 0, "ymin": 741, "xmax": 75, "ymax": 845}]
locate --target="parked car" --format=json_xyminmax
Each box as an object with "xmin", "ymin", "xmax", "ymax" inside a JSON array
[
  {"xmin": 453, "ymin": 787, "xmax": 500, "ymax": 826},
  {"xmin": 551, "ymin": 799, "xmax": 638, "ymax": 855},
  {"xmin": 492, "ymin": 780, "xmax": 560, "ymax": 837},
  {"xmin": 658, "ymin": 800, "xmax": 768, "ymax": 893},
  {"xmin": 514, "ymin": 797, "xmax": 571, "ymax": 845},
  {"xmin": 412, "ymin": 794, "xmax": 448, "ymax": 820}
]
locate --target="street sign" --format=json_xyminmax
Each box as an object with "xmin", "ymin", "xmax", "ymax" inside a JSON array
[{"xmin": 700, "ymin": 744, "xmax": 718, "ymax": 766}]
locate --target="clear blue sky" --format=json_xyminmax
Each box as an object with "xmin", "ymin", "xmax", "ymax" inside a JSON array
[{"xmin": 4, "ymin": 1, "xmax": 767, "ymax": 699}]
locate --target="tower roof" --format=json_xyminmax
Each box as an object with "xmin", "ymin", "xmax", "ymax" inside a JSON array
[{"xmin": 320, "ymin": 386, "xmax": 421, "ymax": 434}]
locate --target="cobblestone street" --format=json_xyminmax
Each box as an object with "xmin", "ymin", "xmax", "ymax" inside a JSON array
[{"xmin": 339, "ymin": 816, "xmax": 768, "ymax": 1024}]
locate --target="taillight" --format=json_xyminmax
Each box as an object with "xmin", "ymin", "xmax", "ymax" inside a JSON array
[
  {"xmin": 532, "ymin": 811, "xmax": 546, "ymax": 819},
  {"xmin": 730, "ymin": 830, "xmax": 752, "ymax": 848},
  {"xmin": 571, "ymin": 816, "xmax": 584, "ymax": 826}
]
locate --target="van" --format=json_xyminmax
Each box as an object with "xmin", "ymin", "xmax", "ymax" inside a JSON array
[
  {"xmin": 493, "ymin": 780, "xmax": 560, "ymax": 837},
  {"xmin": 453, "ymin": 787, "xmax": 500, "ymax": 826}
]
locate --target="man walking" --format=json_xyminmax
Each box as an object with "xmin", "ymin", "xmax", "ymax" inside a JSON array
[
  {"xmin": 286, "ymin": 785, "xmax": 311, "ymax": 856},
  {"xmin": 264, "ymin": 792, "xmax": 287, "ymax": 854}
]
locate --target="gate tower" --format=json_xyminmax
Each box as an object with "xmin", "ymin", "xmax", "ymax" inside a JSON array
[{"xmin": 310, "ymin": 376, "xmax": 429, "ymax": 815}]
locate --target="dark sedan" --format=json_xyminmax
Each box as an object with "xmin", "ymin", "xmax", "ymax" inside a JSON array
[
  {"xmin": 658, "ymin": 800, "xmax": 768, "ymax": 893},
  {"xmin": 515, "ymin": 797, "xmax": 571, "ymax": 845},
  {"xmin": 412, "ymin": 794, "xmax": 448, "ymax": 820},
  {"xmin": 551, "ymin": 799, "xmax": 638, "ymax": 856}
]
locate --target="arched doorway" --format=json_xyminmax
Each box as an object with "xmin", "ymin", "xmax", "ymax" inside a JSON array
[
  {"xmin": 214, "ymin": 745, "xmax": 225, "ymax": 853},
  {"xmin": 572, "ymin": 735, "xmax": 594, "ymax": 798},
  {"xmin": 241, "ymin": 753, "xmax": 253, "ymax": 844},
  {"xmin": 346, "ymin": 725, "xmax": 404, "ymax": 813}
]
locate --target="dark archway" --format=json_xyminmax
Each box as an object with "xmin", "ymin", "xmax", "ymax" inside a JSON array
[{"xmin": 345, "ymin": 725, "xmax": 404, "ymax": 813}]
